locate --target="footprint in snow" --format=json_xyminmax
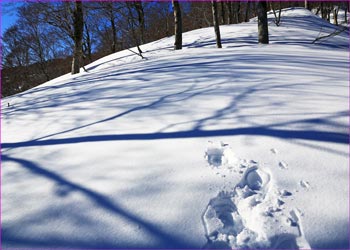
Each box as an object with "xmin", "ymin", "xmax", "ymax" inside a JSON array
[
  {"xmin": 205, "ymin": 142, "xmax": 238, "ymax": 168},
  {"xmin": 299, "ymin": 180, "xmax": 310, "ymax": 189},
  {"xmin": 203, "ymin": 165, "xmax": 310, "ymax": 249},
  {"xmin": 270, "ymin": 148, "xmax": 278, "ymax": 154},
  {"xmin": 279, "ymin": 161, "xmax": 288, "ymax": 170}
]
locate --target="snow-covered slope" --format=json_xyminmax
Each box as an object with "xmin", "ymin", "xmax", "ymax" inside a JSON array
[{"xmin": 2, "ymin": 8, "xmax": 349, "ymax": 249}]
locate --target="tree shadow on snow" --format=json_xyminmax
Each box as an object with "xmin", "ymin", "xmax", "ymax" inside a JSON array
[
  {"xmin": 2, "ymin": 125, "xmax": 348, "ymax": 150},
  {"xmin": 1, "ymin": 154, "xmax": 197, "ymax": 248}
]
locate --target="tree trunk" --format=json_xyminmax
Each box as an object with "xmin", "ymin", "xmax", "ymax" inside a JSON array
[
  {"xmin": 111, "ymin": 16, "xmax": 117, "ymax": 53},
  {"xmin": 166, "ymin": 13, "xmax": 170, "ymax": 36},
  {"xmin": 278, "ymin": 1, "xmax": 282, "ymax": 23},
  {"xmin": 270, "ymin": 1, "xmax": 282, "ymax": 26},
  {"xmin": 33, "ymin": 27, "xmax": 50, "ymax": 81},
  {"xmin": 211, "ymin": 0, "xmax": 222, "ymax": 48},
  {"xmin": 37, "ymin": 49, "xmax": 50, "ymax": 81},
  {"xmin": 327, "ymin": 8, "xmax": 331, "ymax": 22},
  {"xmin": 333, "ymin": 6, "xmax": 339, "ymax": 26},
  {"xmin": 172, "ymin": 0, "xmax": 182, "ymax": 50},
  {"xmin": 220, "ymin": 1, "xmax": 225, "ymax": 24},
  {"xmin": 71, "ymin": 1, "xmax": 83, "ymax": 74},
  {"xmin": 304, "ymin": 0, "xmax": 309, "ymax": 10},
  {"xmin": 257, "ymin": 0, "xmax": 269, "ymax": 44},
  {"xmin": 84, "ymin": 22, "xmax": 92, "ymax": 62},
  {"xmin": 134, "ymin": 1, "xmax": 145, "ymax": 45},
  {"xmin": 321, "ymin": 2, "xmax": 327, "ymax": 20},
  {"xmin": 345, "ymin": 3, "xmax": 348, "ymax": 24},
  {"xmin": 236, "ymin": 1, "xmax": 240, "ymax": 24},
  {"xmin": 227, "ymin": 2, "xmax": 233, "ymax": 24},
  {"xmin": 245, "ymin": 1, "xmax": 250, "ymax": 22},
  {"xmin": 253, "ymin": 1, "xmax": 257, "ymax": 17}
]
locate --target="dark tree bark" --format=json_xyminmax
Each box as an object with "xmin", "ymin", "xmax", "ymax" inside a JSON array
[
  {"xmin": 165, "ymin": 11, "xmax": 170, "ymax": 36},
  {"xmin": 83, "ymin": 22, "xmax": 92, "ymax": 62},
  {"xmin": 227, "ymin": 2, "xmax": 233, "ymax": 24},
  {"xmin": 315, "ymin": 7, "xmax": 321, "ymax": 16},
  {"xmin": 103, "ymin": 2, "xmax": 118, "ymax": 53},
  {"xmin": 333, "ymin": 5, "xmax": 339, "ymax": 25},
  {"xmin": 326, "ymin": 5, "xmax": 331, "ymax": 22},
  {"xmin": 252, "ymin": 1, "xmax": 257, "ymax": 17},
  {"xmin": 71, "ymin": 1, "xmax": 83, "ymax": 74},
  {"xmin": 270, "ymin": 1, "xmax": 282, "ymax": 26},
  {"xmin": 134, "ymin": 1, "xmax": 145, "ymax": 45},
  {"xmin": 235, "ymin": 1, "xmax": 240, "ymax": 24},
  {"xmin": 34, "ymin": 30, "xmax": 50, "ymax": 80},
  {"xmin": 220, "ymin": 1, "xmax": 225, "ymax": 24},
  {"xmin": 257, "ymin": 0, "xmax": 269, "ymax": 44},
  {"xmin": 345, "ymin": 3, "xmax": 348, "ymax": 24},
  {"xmin": 244, "ymin": 1, "xmax": 250, "ymax": 22},
  {"xmin": 211, "ymin": 0, "xmax": 222, "ymax": 48},
  {"xmin": 111, "ymin": 14, "xmax": 117, "ymax": 53},
  {"xmin": 321, "ymin": 2, "xmax": 327, "ymax": 20},
  {"xmin": 125, "ymin": 2, "xmax": 143, "ymax": 54},
  {"xmin": 172, "ymin": 0, "xmax": 182, "ymax": 50},
  {"xmin": 304, "ymin": 0, "xmax": 309, "ymax": 10},
  {"xmin": 26, "ymin": 24, "xmax": 50, "ymax": 80}
]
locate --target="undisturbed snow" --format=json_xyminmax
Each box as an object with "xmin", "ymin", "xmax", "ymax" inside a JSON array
[{"xmin": 2, "ymin": 8, "xmax": 349, "ymax": 249}]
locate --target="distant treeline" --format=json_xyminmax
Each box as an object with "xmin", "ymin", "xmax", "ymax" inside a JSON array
[{"xmin": 2, "ymin": 1, "xmax": 348, "ymax": 97}]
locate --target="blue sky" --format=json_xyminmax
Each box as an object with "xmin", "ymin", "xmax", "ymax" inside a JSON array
[{"xmin": 1, "ymin": 1, "xmax": 20, "ymax": 35}]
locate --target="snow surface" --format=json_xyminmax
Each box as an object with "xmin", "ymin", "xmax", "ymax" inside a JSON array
[
  {"xmin": 2, "ymin": 8, "xmax": 349, "ymax": 249},
  {"xmin": 315, "ymin": 8, "xmax": 350, "ymax": 27}
]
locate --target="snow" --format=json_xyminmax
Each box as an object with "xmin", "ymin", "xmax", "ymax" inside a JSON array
[
  {"xmin": 2, "ymin": 7, "xmax": 349, "ymax": 249},
  {"xmin": 315, "ymin": 7, "xmax": 350, "ymax": 27}
]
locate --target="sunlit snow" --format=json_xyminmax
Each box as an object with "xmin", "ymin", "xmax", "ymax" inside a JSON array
[{"xmin": 2, "ymin": 8, "xmax": 349, "ymax": 249}]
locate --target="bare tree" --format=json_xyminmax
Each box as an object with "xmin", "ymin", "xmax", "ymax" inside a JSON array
[
  {"xmin": 244, "ymin": 1, "xmax": 251, "ymax": 22},
  {"xmin": 91, "ymin": 2, "xmax": 128, "ymax": 53},
  {"xmin": 83, "ymin": 22, "xmax": 92, "ymax": 62},
  {"xmin": 2, "ymin": 25, "xmax": 30, "ymax": 68},
  {"xmin": 134, "ymin": 1, "xmax": 145, "ymax": 45},
  {"xmin": 172, "ymin": 0, "xmax": 182, "ymax": 50},
  {"xmin": 235, "ymin": 1, "xmax": 241, "ymax": 24},
  {"xmin": 220, "ymin": 1, "xmax": 225, "ymax": 24},
  {"xmin": 270, "ymin": 1, "xmax": 282, "ymax": 26},
  {"xmin": 184, "ymin": 2, "xmax": 212, "ymax": 29},
  {"xmin": 125, "ymin": 2, "xmax": 143, "ymax": 54},
  {"xmin": 333, "ymin": 5, "xmax": 340, "ymax": 26},
  {"xmin": 32, "ymin": 1, "xmax": 84, "ymax": 74},
  {"xmin": 110, "ymin": 5, "xmax": 119, "ymax": 53},
  {"xmin": 227, "ymin": 2, "xmax": 233, "ymax": 24},
  {"xmin": 71, "ymin": 1, "xmax": 84, "ymax": 74},
  {"xmin": 257, "ymin": 0, "xmax": 269, "ymax": 44},
  {"xmin": 211, "ymin": 0, "xmax": 222, "ymax": 48},
  {"xmin": 305, "ymin": 0, "xmax": 309, "ymax": 10}
]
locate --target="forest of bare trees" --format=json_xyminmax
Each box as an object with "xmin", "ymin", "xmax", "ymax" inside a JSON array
[{"xmin": 2, "ymin": 1, "xmax": 349, "ymax": 97}]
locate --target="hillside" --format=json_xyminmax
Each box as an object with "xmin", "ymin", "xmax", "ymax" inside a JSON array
[{"xmin": 2, "ymin": 8, "xmax": 349, "ymax": 249}]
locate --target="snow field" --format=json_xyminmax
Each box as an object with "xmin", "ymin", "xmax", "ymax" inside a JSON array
[{"xmin": 2, "ymin": 7, "xmax": 349, "ymax": 249}]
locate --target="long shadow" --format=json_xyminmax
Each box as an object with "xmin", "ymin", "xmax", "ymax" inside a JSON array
[
  {"xmin": 2, "ymin": 125, "xmax": 348, "ymax": 150},
  {"xmin": 2, "ymin": 155, "xmax": 196, "ymax": 248},
  {"xmin": 29, "ymin": 82, "xmax": 217, "ymax": 142},
  {"xmin": 5, "ymin": 7, "xmax": 347, "ymax": 103},
  {"xmin": 193, "ymin": 83, "xmax": 262, "ymax": 131},
  {"xmin": 4, "ymin": 49, "xmax": 347, "ymax": 119},
  {"xmin": 3, "ymin": 22, "xmax": 348, "ymax": 151}
]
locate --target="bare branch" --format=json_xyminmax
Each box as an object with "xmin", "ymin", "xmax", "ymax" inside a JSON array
[{"xmin": 312, "ymin": 27, "xmax": 348, "ymax": 44}]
